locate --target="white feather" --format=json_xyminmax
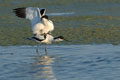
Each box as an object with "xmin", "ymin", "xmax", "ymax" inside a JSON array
[
  {"xmin": 41, "ymin": 18, "xmax": 54, "ymax": 34},
  {"xmin": 25, "ymin": 7, "xmax": 46, "ymax": 26},
  {"xmin": 32, "ymin": 23, "xmax": 44, "ymax": 35}
]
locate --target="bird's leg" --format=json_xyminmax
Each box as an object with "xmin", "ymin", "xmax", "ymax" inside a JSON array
[
  {"xmin": 36, "ymin": 44, "xmax": 40, "ymax": 56},
  {"xmin": 45, "ymin": 45, "xmax": 48, "ymax": 56}
]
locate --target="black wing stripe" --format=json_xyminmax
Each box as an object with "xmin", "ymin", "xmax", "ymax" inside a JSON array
[
  {"xmin": 32, "ymin": 37, "xmax": 45, "ymax": 42},
  {"xmin": 13, "ymin": 7, "xmax": 26, "ymax": 18}
]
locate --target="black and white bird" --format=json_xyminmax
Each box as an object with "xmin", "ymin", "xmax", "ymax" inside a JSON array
[
  {"xmin": 27, "ymin": 34, "xmax": 67, "ymax": 56},
  {"xmin": 13, "ymin": 7, "xmax": 54, "ymax": 36}
]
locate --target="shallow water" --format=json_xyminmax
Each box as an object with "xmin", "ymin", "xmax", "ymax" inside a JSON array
[{"xmin": 0, "ymin": 44, "xmax": 120, "ymax": 80}]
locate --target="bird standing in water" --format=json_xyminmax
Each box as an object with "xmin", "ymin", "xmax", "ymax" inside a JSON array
[
  {"xmin": 27, "ymin": 34, "xmax": 67, "ymax": 56},
  {"xmin": 13, "ymin": 7, "xmax": 55, "ymax": 56}
]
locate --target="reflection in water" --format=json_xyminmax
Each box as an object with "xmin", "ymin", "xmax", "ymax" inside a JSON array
[{"xmin": 32, "ymin": 56, "xmax": 56, "ymax": 80}]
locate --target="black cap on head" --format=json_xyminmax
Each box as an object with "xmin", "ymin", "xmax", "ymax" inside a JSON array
[{"xmin": 41, "ymin": 15, "xmax": 48, "ymax": 19}]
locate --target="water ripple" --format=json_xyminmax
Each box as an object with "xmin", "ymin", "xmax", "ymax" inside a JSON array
[{"xmin": 0, "ymin": 45, "xmax": 120, "ymax": 80}]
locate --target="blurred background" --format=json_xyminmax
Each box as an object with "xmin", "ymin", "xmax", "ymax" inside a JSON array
[{"xmin": 0, "ymin": 0, "xmax": 120, "ymax": 45}]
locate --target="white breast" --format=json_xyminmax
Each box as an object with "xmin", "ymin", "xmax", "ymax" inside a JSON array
[{"xmin": 32, "ymin": 23, "xmax": 44, "ymax": 35}]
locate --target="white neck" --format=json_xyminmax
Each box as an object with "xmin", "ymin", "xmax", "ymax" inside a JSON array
[{"xmin": 42, "ymin": 18, "xmax": 48, "ymax": 25}]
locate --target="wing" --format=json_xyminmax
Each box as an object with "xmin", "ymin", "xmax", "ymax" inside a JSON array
[
  {"xmin": 49, "ymin": 20, "xmax": 54, "ymax": 31},
  {"xmin": 13, "ymin": 7, "xmax": 46, "ymax": 19},
  {"xmin": 13, "ymin": 7, "xmax": 46, "ymax": 25},
  {"xmin": 26, "ymin": 36, "xmax": 45, "ymax": 42}
]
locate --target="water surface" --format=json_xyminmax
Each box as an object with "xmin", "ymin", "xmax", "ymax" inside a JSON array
[{"xmin": 0, "ymin": 44, "xmax": 120, "ymax": 80}]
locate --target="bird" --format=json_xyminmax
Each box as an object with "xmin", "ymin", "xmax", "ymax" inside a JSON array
[
  {"xmin": 33, "ymin": 15, "xmax": 54, "ymax": 36},
  {"xmin": 13, "ymin": 7, "xmax": 54, "ymax": 36},
  {"xmin": 26, "ymin": 34, "xmax": 67, "ymax": 56}
]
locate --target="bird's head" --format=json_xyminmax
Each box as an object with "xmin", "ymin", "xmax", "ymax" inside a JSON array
[
  {"xmin": 41, "ymin": 15, "xmax": 49, "ymax": 20},
  {"xmin": 54, "ymin": 36, "xmax": 69, "ymax": 42}
]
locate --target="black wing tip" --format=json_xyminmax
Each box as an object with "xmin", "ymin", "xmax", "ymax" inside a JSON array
[
  {"xmin": 13, "ymin": 7, "xmax": 26, "ymax": 10},
  {"xmin": 32, "ymin": 37, "xmax": 44, "ymax": 42},
  {"xmin": 13, "ymin": 7, "xmax": 26, "ymax": 18},
  {"xmin": 13, "ymin": 7, "xmax": 26, "ymax": 12},
  {"xmin": 40, "ymin": 8, "xmax": 46, "ymax": 16}
]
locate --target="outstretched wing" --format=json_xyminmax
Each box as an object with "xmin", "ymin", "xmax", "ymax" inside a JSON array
[{"xmin": 13, "ymin": 7, "xmax": 46, "ymax": 25}]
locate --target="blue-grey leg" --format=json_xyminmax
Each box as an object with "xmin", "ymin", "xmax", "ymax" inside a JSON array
[
  {"xmin": 36, "ymin": 44, "xmax": 40, "ymax": 55},
  {"xmin": 45, "ymin": 46, "xmax": 48, "ymax": 56}
]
